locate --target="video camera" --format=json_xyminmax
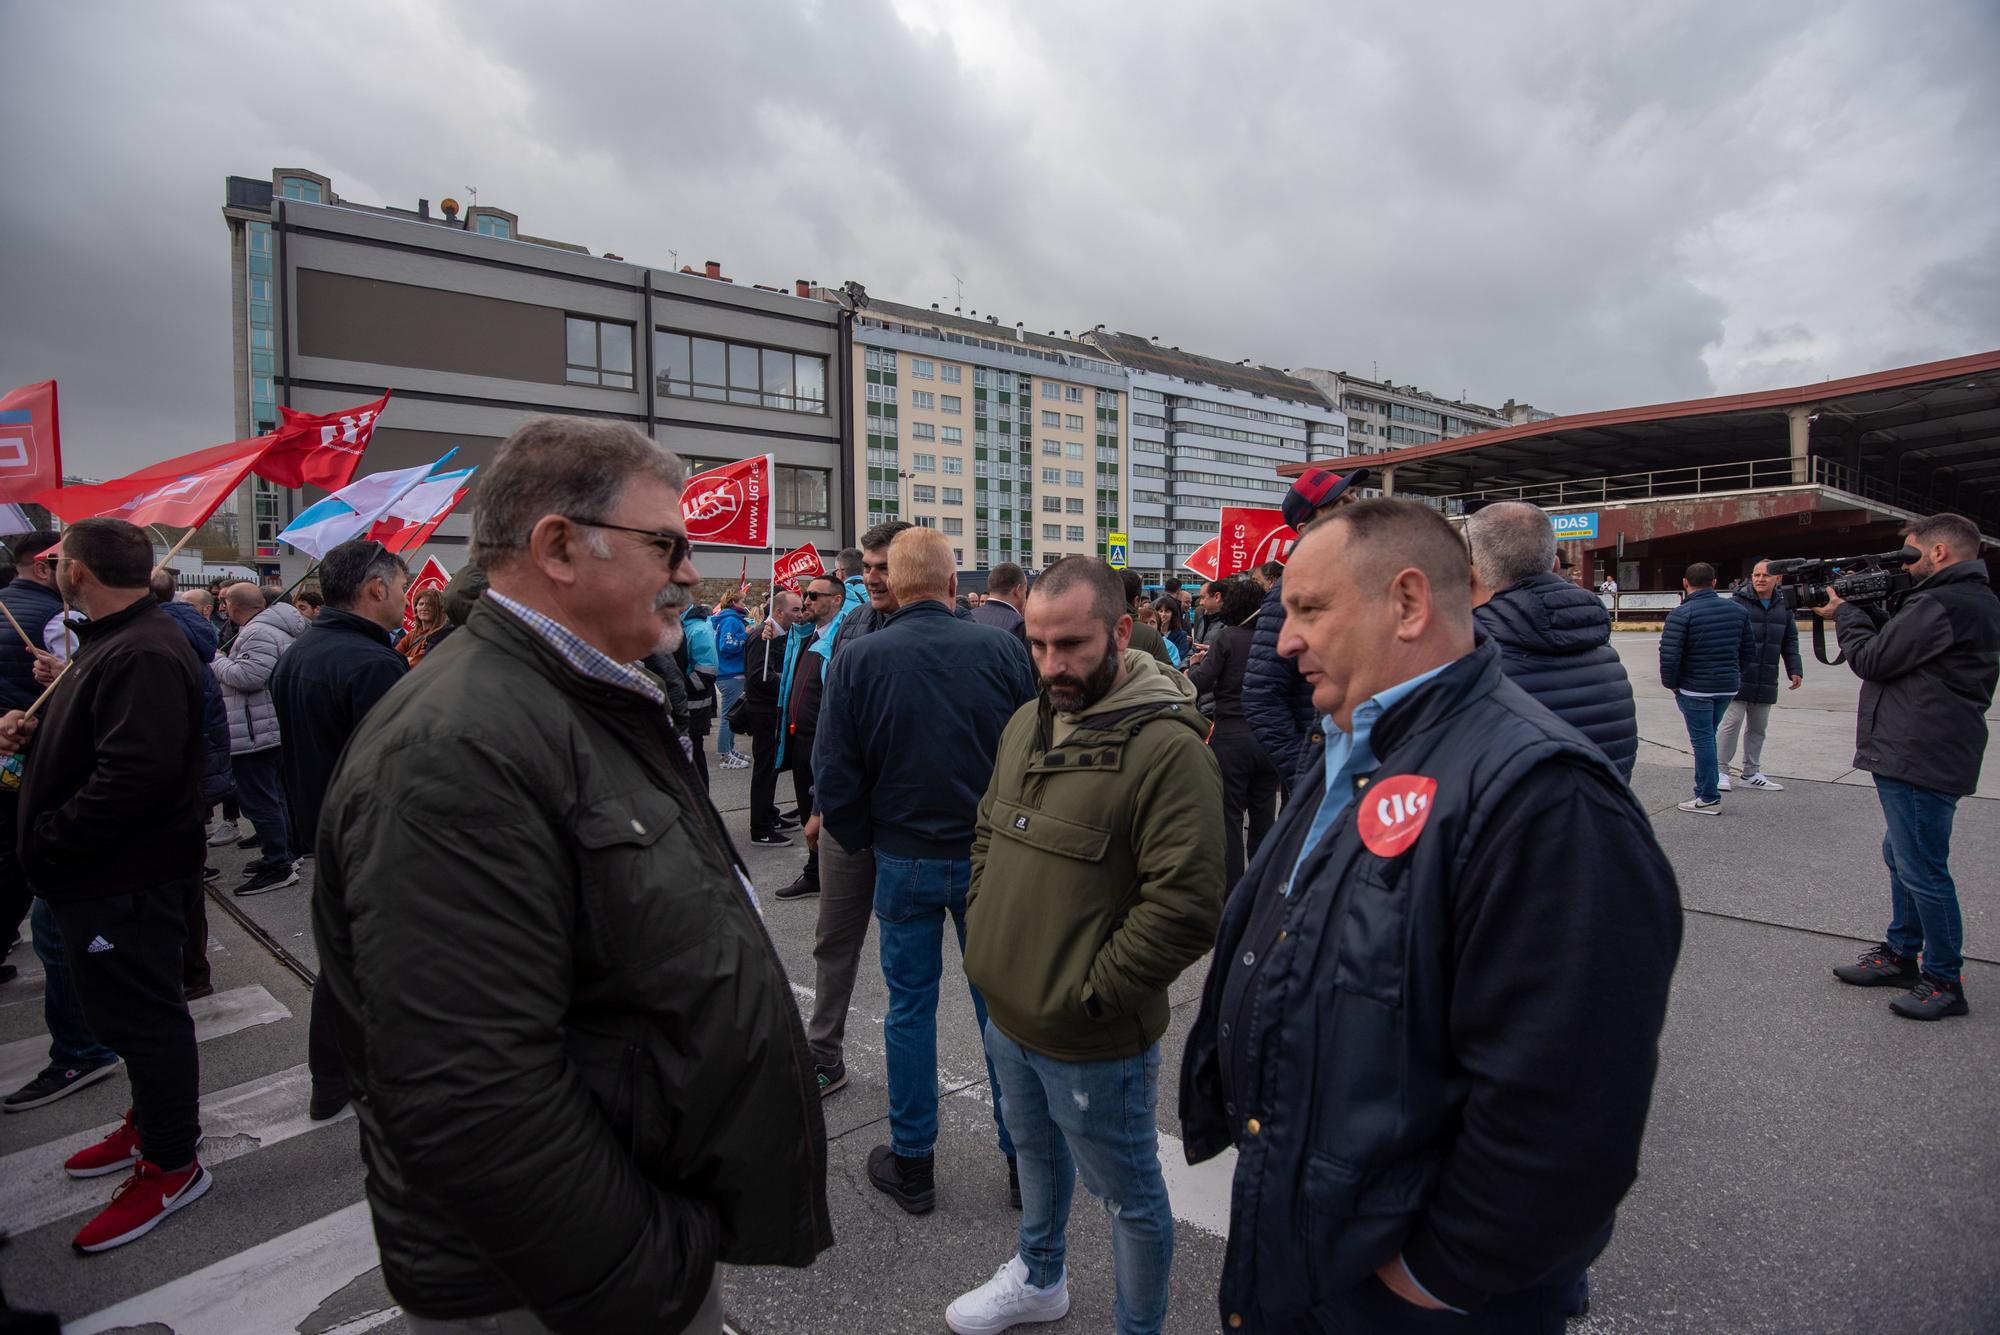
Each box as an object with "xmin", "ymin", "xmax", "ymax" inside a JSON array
[{"xmin": 1765, "ymin": 545, "xmax": 1920, "ymax": 664}]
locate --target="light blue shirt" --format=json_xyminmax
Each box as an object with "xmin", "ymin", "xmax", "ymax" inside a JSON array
[{"xmin": 1285, "ymin": 660, "xmax": 1455, "ymax": 893}]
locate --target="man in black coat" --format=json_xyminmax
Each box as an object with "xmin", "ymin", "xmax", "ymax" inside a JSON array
[
  {"xmin": 1467, "ymin": 501, "xmax": 1638, "ymax": 779},
  {"xmin": 1822, "ymin": 513, "xmax": 2000, "ymax": 1021},
  {"xmin": 271, "ymin": 538, "xmax": 409, "ymax": 1119},
  {"xmin": 1715, "ymin": 559, "xmax": 1803, "ymax": 792}
]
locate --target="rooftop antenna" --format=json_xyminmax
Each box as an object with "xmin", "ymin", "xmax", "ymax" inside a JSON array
[
  {"xmin": 1372, "ymin": 360, "xmax": 1379, "ymax": 380},
  {"xmin": 951, "ymin": 273, "xmax": 965, "ymax": 307},
  {"xmin": 669, "ymin": 249, "xmax": 678, "ymax": 269},
  {"xmin": 465, "ymin": 186, "xmax": 478, "ymax": 213}
]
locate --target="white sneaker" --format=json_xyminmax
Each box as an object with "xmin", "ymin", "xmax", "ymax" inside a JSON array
[
  {"xmin": 1742, "ymin": 773, "xmax": 1784, "ymax": 791},
  {"xmin": 946, "ymin": 1256, "xmax": 1070, "ymax": 1335},
  {"xmin": 720, "ymin": 752, "xmax": 751, "ymax": 771},
  {"xmin": 1678, "ymin": 798, "xmax": 1721, "ymax": 815},
  {"xmin": 1716, "ymin": 774, "xmax": 1732, "ymax": 792},
  {"xmin": 205, "ymin": 819, "xmax": 239, "ymax": 847}
]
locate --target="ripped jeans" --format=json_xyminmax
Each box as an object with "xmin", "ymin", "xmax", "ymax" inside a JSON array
[{"xmin": 983, "ymin": 1021, "xmax": 1173, "ymax": 1335}]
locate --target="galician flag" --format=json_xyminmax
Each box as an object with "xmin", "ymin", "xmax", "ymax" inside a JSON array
[
  {"xmin": 278, "ymin": 449, "xmax": 459, "ymax": 560},
  {"xmin": 366, "ymin": 465, "xmax": 475, "ymax": 553}
]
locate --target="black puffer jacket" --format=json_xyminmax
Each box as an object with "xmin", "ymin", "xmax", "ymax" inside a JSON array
[
  {"xmin": 162, "ymin": 600, "xmax": 232, "ymax": 806},
  {"xmin": 0, "ymin": 579, "xmax": 62, "ymax": 712},
  {"xmin": 1474, "ymin": 572, "xmax": 1638, "ymax": 778},
  {"xmin": 1243, "ymin": 578, "xmax": 1316, "ymax": 780},
  {"xmin": 1731, "ymin": 583, "xmax": 1803, "ymax": 705}
]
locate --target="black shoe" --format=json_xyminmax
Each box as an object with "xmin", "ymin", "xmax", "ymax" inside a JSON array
[
  {"xmin": 0, "ymin": 962, "xmax": 15, "ymax": 986},
  {"xmin": 775, "ymin": 812, "xmax": 802, "ymax": 829},
  {"xmin": 816, "ymin": 1061, "xmax": 847, "ymax": 1097},
  {"xmin": 183, "ymin": 982, "xmax": 215, "ymax": 1001},
  {"xmin": 867, "ymin": 1144, "xmax": 935, "ymax": 1215},
  {"xmin": 1890, "ymin": 974, "xmax": 1969, "ymax": 1021},
  {"xmin": 775, "ymin": 870, "xmax": 819, "ymax": 900},
  {"xmin": 1007, "ymin": 1155, "xmax": 1022, "ymax": 1210},
  {"xmin": 1833, "ymin": 942, "xmax": 1920, "ymax": 988},
  {"xmin": 309, "ymin": 1086, "xmax": 353, "ymax": 1121},
  {"xmin": 749, "ymin": 832, "xmax": 793, "ymax": 848},
  {"xmin": 3, "ymin": 1057, "xmax": 122, "ymax": 1113},
  {"xmin": 237, "ymin": 834, "xmax": 261, "ymax": 849},
  {"xmin": 234, "ymin": 863, "xmax": 301, "ymax": 896},
  {"xmin": 203, "ymin": 866, "xmax": 221, "ymax": 883}
]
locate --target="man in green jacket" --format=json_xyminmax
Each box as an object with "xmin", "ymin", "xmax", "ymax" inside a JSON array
[
  {"xmin": 954, "ymin": 556, "xmax": 1224, "ymax": 1335},
  {"xmin": 314, "ymin": 416, "xmax": 830, "ymax": 1335}
]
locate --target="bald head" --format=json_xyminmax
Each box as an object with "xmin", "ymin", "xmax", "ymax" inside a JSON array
[
  {"xmin": 887, "ymin": 527, "xmax": 957, "ymax": 605},
  {"xmin": 1316, "ymin": 499, "xmax": 1474, "ymax": 624},
  {"xmin": 1465, "ymin": 501, "xmax": 1558, "ymax": 603}
]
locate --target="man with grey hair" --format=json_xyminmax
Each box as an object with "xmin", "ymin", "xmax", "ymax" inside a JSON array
[
  {"xmin": 1467, "ymin": 501, "xmax": 1638, "ymax": 778},
  {"xmin": 314, "ymin": 417, "xmax": 830, "ymax": 1333}
]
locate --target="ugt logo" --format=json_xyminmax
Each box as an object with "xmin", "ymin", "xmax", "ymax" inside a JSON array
[
  {"xmin": 0, "ymin": 412, "xmax": 39, "ymax": 475},
  {"xmin": 682, "ymin": 478, "xmax": 745, "ymax": 540}
]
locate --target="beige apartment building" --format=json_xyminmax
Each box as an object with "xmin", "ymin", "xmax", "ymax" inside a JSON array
[{"xmin": 849, "ymin": 296, "xmax": 1129, "ymax": 575}]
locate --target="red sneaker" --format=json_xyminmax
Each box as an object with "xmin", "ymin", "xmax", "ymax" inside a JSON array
[
  {"xmin": 71, "ymin": 1158, "xmax": 211, "ymax": 1253},
  {"xmin": 64, "ymin": 1109, "xmax": 141, "ymax": 1179}
]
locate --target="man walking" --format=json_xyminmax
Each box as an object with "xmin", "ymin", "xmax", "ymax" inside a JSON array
[
  {"xmin": 1822, "ymin": 513, "xmax": 1999, "ymax": 1020},
  {"xmin": 1659, "ymin": 562, "xmax": 1753, "ymax": 815},
  {"xmin": 315, "ymin": 417, "xmax": 829, "ymax": 1332},
  {"xmin": 775, "ymin": 574, "xmax": 844, "ymax": 900},
  {"xmin": 270, "ymin": 538, "xmax": 410, "ymax": 1121},
  {"xmin": 743, "ymin": 587, "xmax": 805, "ymax": 847},
  {"xmin": 1181, "ymin": 501, "xmax": 1682, "ymax": 1331},
  {"xmin": 972, "ymin": 562, "xmax": 1029, "ymax": 644},
  {"xmin": 214, "ymin": 580, "xmax": 308, "ymax": 894},
  {"xmin": 0, "ymin": 518, "xmax": 212, "ymax": 1252},
  {"xmin": 815, "ymin": 526, "xmax": 1036, "ymax": 1213},
  {"xmin": 1467, "ymin": 501, "xmax": 1639, "ymax": 778},
  {"xmin": 952, "ymin": 557, "xmax": 1223, "ymax": 1335},
  {"xmin": 1717, "ymin": 558, "xmax": 1803, "ymax": 792}
]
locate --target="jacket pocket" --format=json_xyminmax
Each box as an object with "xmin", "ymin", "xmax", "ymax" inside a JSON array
[
  {"xmin": 573, "ymin": 789, "xmax": 719, "ymax": 969},
  {"xmin": 1302, "ymin": 1151, "xmax": 1439, "ymax": 1304},
  {"xmin": 987, "ymin": 797, "xmax": 1111, "ymax": 862},
  {"xmin": 1332, "ymin": 858, "xmax": 1412, "ymax": 1007}
]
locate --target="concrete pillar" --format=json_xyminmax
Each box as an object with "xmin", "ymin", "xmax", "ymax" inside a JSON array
[
  {"xmin": 1379, "ymin": 465, "xmax": 1397, "ymax": 497},
  {"xmin": 1786, "ymin": 405, "xmax": 1814, "ymax": 485}
]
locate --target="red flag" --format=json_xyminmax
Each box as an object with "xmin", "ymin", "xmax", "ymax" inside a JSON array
[
  {"xmin": 36, "ymin": 435, "xmax": 275, "ymax": 529},
  {"xmin": 1217, "ymin": 506, "xmax": 1298, "ymax": 577},
  {"xmin": 681, "ymin": 455, "xmax": 773, "ymax": 549},
  {"xmin": 1181, "ymin": 537, "xmax": 1222, "ymax": 581},
  {"xmin": 257, "ymin": 391, "xmax": 392, "ymax": 490},
  {"xmin": 0, "ymin": 381, "xmax": 63, "ymax": 505},
  {"xmin": 401, "ymin": 556, "xmax": 452, "ymax": 634},
  {"xmin": 773, "ymin": 543, "xmax": 824, "ymax": 586}
]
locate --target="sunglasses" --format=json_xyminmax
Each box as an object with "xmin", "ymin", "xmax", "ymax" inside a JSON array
[{"xmin": 569, "ymin": 518, "xmax": 693, "ymax": 568}]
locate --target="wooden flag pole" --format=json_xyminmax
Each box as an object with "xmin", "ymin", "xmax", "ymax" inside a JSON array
[
  {"xmin": 152, "ymin": 526, "xmax": 200, "ymax": 573},
  {"xmin": 22, "ymin": 662, "xmax": 70, "ymax": 720}
]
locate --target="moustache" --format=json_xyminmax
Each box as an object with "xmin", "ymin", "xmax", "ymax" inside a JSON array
[{"xmin": 654, "ymin": 586, "xmax": 692, "ymax": 614}]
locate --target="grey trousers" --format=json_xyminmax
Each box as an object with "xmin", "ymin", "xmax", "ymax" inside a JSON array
[
  {"xmin": 402, "ymin": 1270, "xmax": 722, "ymax": 1335},
  {"xmin": 806, "ymin": 831, "xmax": 876, "ymax": 1069},
  {"xmin": 1717, "ymin": 700, "xmax": 1772, "ymax": 774}
]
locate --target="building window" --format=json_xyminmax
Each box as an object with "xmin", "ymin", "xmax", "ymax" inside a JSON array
[
  {"xmin": 1065, "ymin": 442, "xmax": 1084, "ymax": 459},
  {"xmin": 911, "ymin": 358, "xmax": 935, "ymax": 379},
  {"xmin": 1043, "ymin": 524, "xmax": 1062, "ymax": 539},
  {"xmin": 974, "ymin": 368, "xmax": 991, "ymax": 387},
  {"xmin": 1066, "ymin": 525, "xmax": 1085, "ymax": 542},
  {"xmin": 1065, "ymin": 498, "xmax": 1084, "ymax": 514},
  {"xmin": 913, "ymin": 485, "xmax": 937, "ymax": 504},
  {"xmin": 912, "ymin": 453, "xmax": 936, "ymax": 472},
  {"xmin": 944, "ymin": 517, "xmax": 963, "ymax": 535},
  {"xmin": 278, "ymin": 175, "xmax": 323, "ymax": 202},
  {"xmin": 941, "ymin": 395, "xmax": 962, "ymax": 415},
  {"xmin": 1041, "ymin": 410, "xmax": 1062, "ymax": 427},
  {"xmin": 1042, "ymin": 468, "xmax": 1061, "ymax": 484},
  {"xmin": 474, "ymin": 215, "xmax": 513, "ymax": 239},
  {"xmin": 1043, "ymin": 497, "xmax": 1062, "ymax": 513},
  {"xmin": 941, "ymin": 426, "xmax": 963, "ymax": 444},
  {"xmin": 912, "ymin": 390, "xmax": 936, "ymax": 410},
  {"xmin": 942, "ymin": 456, "xmax": 963, "ymax": 475},
  {"xmin": 567, "ymin": 317, "xmax": 635, "ymax": 389},
  {"xmin": 940, "ymin": 364, "xmax": 962, "ymax": 383},
  {"xmin": 1065, "ymin": 414, "xmax": 1085, "ymax": 431},
  {"xmin": 1042, "ymin": 440, "xmax": 1062, "ymax": 455},
  {"xmin": 1065, "ymin": 386, "xmax": 1083, "ymax": 403},
  {"xmin": 910, "ymin": 422, "xmax": 937, "ymax": 441},
  {"xmin": 776, "ymin": 465, "xmax": 832, "ymax": 528},
  {"xmin": 655, "ymin": 330, "xmax": 827, "ymax": 412},
  {"xmin": 1065, "ymin": 470, "xmax": 1084, "ymax": 487},
  {"xmin": 915, "ymin": 515, "xmax": 937, "ymax": 528},
  {"xmin": 1043, "ymin": 383, "xmax": 1061, "ymax": 401},
  {"xmin": 943, "ymin": 487, "xmax": 963, "ymax": 505}
]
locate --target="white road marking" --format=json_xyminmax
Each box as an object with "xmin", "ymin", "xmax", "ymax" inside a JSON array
[
  {"xmin": 0, "ymin": 1062, "xmax": 350, "ymax": 1237},
  {"xmin": 0, "ymin": 982, "xmax": 290, "ymax": 1093},
  {"xmin": 66, "ymin": 1200, "xmax": 392, "ymax": 1335}
]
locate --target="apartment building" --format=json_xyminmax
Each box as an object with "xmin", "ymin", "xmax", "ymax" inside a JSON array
[
  {"xmin": 850, "ymin": 296, "xmax": 1128, "ymax": 572},
  {"xmin": 1297, "ymin": 368, "xmax": 1551, "ymax": 457},
  {"xmin": 221, "ymin": 167, "xmax": 850, "ymax": 580}
]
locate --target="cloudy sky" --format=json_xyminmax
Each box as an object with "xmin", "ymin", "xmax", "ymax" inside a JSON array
[{"xmin": 4, "ymin": 0, "xmax": 1996, "ymax": 474}]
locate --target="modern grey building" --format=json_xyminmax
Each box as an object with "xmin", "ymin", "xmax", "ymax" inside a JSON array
[
  {"xmin": 1297, "ymin": 369, "xmax": 1550, "ymax": 458},
  {"xmin": 1082, "ymin": 332, "xmax": 1345, "ymax": 582},
  {"xmin": 221, "ymin": 168, "xmax": 851, "ymax": 581}
]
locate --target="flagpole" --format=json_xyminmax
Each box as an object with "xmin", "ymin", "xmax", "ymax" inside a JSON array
[
  {"xmin": 0, "ymin": 602, "xmax": 35, "ymax": 653},
  {"xmin": 152, "ymin": 526, "xmax": 200, "ymax": 573}
]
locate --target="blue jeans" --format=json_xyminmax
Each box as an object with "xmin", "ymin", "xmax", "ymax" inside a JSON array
[
  {"xmin": 31, "ymin": 897, "xmax": 116, "ymax": 1071},
  {"xmin": 715, "ymin": 675, "xmax": 745, "ymax": 754},
  {"xmin": 1876, "ymin": 775, "xmax": 1964, "ymax": 981},
  {"xmin": 873, "ymin": 852, "xmax": 1012, "ymax": 1159},
  {"xmin": 985, "ymin": 1022, "xmax": 1174, "ymax": 1335},
  {"xmin": 1675, "ymin": 694, "xmax": 1727, "ymax": 802},
  {"xmin": 232, "ymin": 748, "xmax": 293, "ymax": 870}
]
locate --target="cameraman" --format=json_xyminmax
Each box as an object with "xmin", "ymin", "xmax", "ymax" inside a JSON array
[{"xmin": 1818, "ymin": 513, "xmax": 1999, "ymax": 1021}]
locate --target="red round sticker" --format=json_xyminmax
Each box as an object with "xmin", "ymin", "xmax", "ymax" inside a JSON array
[{"xmin": 1356, "ymin": 774, "xmax": 1438, "ymax": 859}]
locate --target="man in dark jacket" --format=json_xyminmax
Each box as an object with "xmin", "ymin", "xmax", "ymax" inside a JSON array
[
  {"xmin": 815, "ymin": 526, "xmax": 1036, "ymax": 1215},
  {"xmin": 1467, "ymin": 501, "xmax": 1639, "ymax": 779},
  {"xmin": 953, "ymin": 557, "xmax": 1223, "ymax": 1333},
  {"xmin": 1659, "ymin": 562, "xmax": 1754, "ymax": 815},
  {"xmin": 972, "ymin": 562, "xmax": 1029, "ymax": 644},
  {"xmin": 315, "ymin": 417, "xmax": 829, "ymax": 1333},
  {"xmin": 1716, "ymin": 559, "xmax": 1803, "ymax": 792},
  {"xmin": 774, "ymin": 574, "xmax": 844, "ymax": 900},
  {"xmin": 0, "ymin": 519, "xmax": 213, "ymax": 1253},
  {"xmin": 1244, "ymin": 466, "xmax": 1368, "ymax": 791},
  {"xmin": 1181, "ymin": 501, "xmax": 1682, "ymax": 1332},
  {"xmin": 271, "ymin": 538, "xmax": 410, "ymax": 1122},
  {"xmin": 741, "ymin": 587, "xmax": 804, "ymax": 847},
  {"xmin": 155, "ymin": 573, "xmax": 231, "ymax": 999},
  {"xmin": 1822, "ymin": 513, "xmax": 2000, "ymax": 1021}
]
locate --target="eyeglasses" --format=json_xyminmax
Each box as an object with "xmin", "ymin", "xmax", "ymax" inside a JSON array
[{"xmin": 567, "ymin": 518, "xmax": 692, "ymax": 568}]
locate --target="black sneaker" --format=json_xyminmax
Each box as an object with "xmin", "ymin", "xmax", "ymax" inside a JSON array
[
  {"xmin": 183, "ymin": 982, "xmax": 215, "ymax": 1001},
  {"xmin": 866, "ymin": 1144, "xmax": 935, "ymax": 1215},
  {"xmin": 234, "ymin": 863, "xmax": 301, "ymax": 896},
  {"xmin": 0, "ymin": 962, "xmax": 15, "ymax": 986},
  {"xmin": 309, "ymin": 1085, "xmax": 353, "ymax": 1121},
  {"xmin": 816, "ymin": 1061, "xmax": 847, "ymax": 1097},
  {"xmin": 3, "ymin": 1057, "xmax": 122, "ymax": 1113},
  {"xmin": 237, "ymin": 834, "xmax": 261, "ymax": 849},
  {"xmin": 775, "ymin": 870, "xmax": 819, "ymax": 900},
  {"xmin": 1007, "ymin": 1155, "xmax": 1022, "ymax": 1210},
  {"xmin": 1889, "ymin": 975, "xmax": 1969, "ymax": 1021},
  {"xmin": 202, "ymin": 866, "xmax": 221, "ymax": 883},
  {"xmin": 775, "ymin": 812, "xmax": 802, "ymax": 830},
  {"xmin": 1833, "ymin": 942, "xmax": 1920, "ymax": 988},
  {"xmin": 749, "ymin": 832, "xmax": 793, "ymax": 848}
]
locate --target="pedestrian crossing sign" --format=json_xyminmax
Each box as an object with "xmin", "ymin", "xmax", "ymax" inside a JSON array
[{"xmin": 1107, "ymin": 532, "xmax": 1129, "ymax": 568}]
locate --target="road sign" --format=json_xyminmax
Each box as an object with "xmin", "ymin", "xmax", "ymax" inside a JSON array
[
  {"xmin": 1107, "ymin": 531, "xmax": 1129, "ymax": 568},
  {"xmin": 1551, "ymin": 511, "xmax": 1600, "ymax": 541}
]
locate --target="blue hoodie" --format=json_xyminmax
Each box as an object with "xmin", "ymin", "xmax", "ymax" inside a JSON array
[
  {"xmin": 683, "ymin": 608, "xmax": 719, "ymax": 673},
  {"xmin": 713, "ymin": 607, "xmax": 749, "ymax": 677}
]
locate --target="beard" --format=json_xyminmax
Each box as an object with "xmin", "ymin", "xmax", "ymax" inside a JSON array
[
  {"xmin": 651, "ymin": 584, "xmax": 691, "ymax": 657},
  {"xmin": 1042, "ymin": 641, "xmax": 1122, "ymax": 714}
]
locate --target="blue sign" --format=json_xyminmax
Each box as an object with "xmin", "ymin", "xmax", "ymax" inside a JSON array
[{"xmin": 1550, "ymin": 511, "xmax": 1599, "ymax": 541}]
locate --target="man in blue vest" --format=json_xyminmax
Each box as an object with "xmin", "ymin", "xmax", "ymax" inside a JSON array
[{"xmin": 1181, "ymin": 499, "xmax": 1682, "ymax": 1333}]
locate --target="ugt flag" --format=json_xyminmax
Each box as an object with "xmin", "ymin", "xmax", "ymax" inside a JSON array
[
  {"xmin": 258, "ymin": 391, "xmax": 392, "ymax": 491},
  {"xmin": 772, "ymin": 543, "xmax": 824, "ymax": 591},
  {"xmin": 681, "ymin": 455, "xmax": 772, "ymax": 549},
  {"xmin": 36, "ymin": 434, "xmax": 276, "ymax": 529},
  {"xmin": 278, "ymin": 449, "xmax": 459, "ymax": 560},
  {"xmin": 1182, "ymin": 536, "xmax": 1222, "ymax": 582},
  {"xmin": 1217, "ymin": 506, "xmax": 1297, "ymax": 577},
  {"xmin": 0, "ymin": 381, "xmax": 63, "ymax": 505},
  {"xmin": 367, "ymin": 466, "xmax": 475, "ymax": 554}
]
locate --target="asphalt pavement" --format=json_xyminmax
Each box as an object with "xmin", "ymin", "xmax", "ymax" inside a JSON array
[{"xmin": 1, "ymin": 633, "xmax": 1994, "ymax": 1333}]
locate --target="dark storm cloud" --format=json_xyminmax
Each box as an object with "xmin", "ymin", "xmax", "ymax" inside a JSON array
[{"xmin": 3, "ymin": 0, "xmax": 1995, "ymax": 476}]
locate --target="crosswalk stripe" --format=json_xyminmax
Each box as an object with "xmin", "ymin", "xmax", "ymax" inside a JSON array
[
  {"xmin": 66, "ymin": 1200, "xmax": 393, "ymax": 1335},
  {"xmin": 0, "ymin": 1062, "xmax": 350, "ymax": 1238},
  {"xmin": 0, "ymin": 982, "xmax": 291, "ymax": 1094}
]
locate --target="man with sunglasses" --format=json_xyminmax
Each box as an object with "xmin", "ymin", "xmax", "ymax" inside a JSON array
[{"xmin": 775, "ymin": 575, "xmax": 845, "ymax": 899}]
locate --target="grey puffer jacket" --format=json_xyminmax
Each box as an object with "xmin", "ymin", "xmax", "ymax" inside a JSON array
[{"xmin": 216, "ymin": 601, "xmax": 308, "ymax": 754}]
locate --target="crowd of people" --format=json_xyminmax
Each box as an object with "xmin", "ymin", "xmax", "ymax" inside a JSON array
[{"xmin": 0, "ymin": 415, "xmax": 1992, "ymax": 1334}]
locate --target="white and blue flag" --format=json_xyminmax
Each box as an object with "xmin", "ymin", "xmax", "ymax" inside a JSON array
[{"xmin": 277, "ymin": 448, "xmax": 459, "ymax": 560}]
